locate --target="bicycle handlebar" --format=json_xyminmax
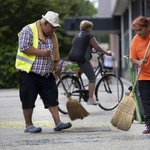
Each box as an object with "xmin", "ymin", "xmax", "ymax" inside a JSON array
[{"xmin": 92, "ymin": 50, "xmax": 104, "ymax": 57}]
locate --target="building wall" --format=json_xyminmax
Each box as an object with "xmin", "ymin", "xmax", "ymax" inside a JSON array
[
  {"xmin": 121, "ymin": 1, "xmax": 145, "ymax": 81},
  {"xmin": 98, "ymin": 0, "xmax": 112, "ymax": 18},
  {"xmin": 110, "ymin": 34, "xmax": 119, "ymax": 74},
  {"xmin": 97, "ymin": 0, "xmax": 150, "ymax": 81}
]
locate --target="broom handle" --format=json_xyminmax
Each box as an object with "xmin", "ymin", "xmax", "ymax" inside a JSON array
[
  {"xmin": 49, "ymin": 56, "xmax": 72, "ymax": 100},
  {"xmin": 131, "ymin": 40, "xmax": 150, "ymax": 94},
  {"xmin": 58, "ymin": 76, "xmax": 72, "ymax": 99}
]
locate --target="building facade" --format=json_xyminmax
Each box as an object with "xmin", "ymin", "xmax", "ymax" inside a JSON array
[
  {"xmin": 64, "ymin": 0, "xmax": 150, "ymax": 81},
  {"xmin": 98, "ymin": 0, "xmax": 150, "ymax": 80}
]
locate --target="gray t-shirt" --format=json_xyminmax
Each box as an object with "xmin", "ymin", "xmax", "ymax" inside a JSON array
[{"xmin": 68, "ymin": 31, "xmax": 93, "ymax": 62}]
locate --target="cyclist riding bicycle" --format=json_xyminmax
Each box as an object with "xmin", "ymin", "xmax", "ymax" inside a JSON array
[{"xmin": 68, "ymin": 20, "xmax": 112, "ymax": 105}]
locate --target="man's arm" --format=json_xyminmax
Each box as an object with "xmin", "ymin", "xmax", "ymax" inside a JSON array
[{"xmin": 23, "ymin": 46, "xmax": 51, "ymax": 57}]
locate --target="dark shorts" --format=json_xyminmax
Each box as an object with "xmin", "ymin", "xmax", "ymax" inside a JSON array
[
  {"xmin": 18, "ymin": 71, "xmax": 59, "ymax": 109},
  {"xmin": 77, "ymin": 60, "xmax": 96, "ymax": 83}
]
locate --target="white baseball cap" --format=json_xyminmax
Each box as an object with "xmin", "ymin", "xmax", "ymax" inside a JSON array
[{"xmin": 42, "ymin": 11, "xmax": 61, "ymax": 27}]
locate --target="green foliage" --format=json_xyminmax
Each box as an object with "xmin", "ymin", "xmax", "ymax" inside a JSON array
[
  {"xmin": 0, "ymin": 0, "xmax": 97, "ymax": 88},
  {"xmin": 0, "ymin": 43, "xmax": 18, "ymax": 88},
  {"xmin": 101, "ymin": 34, "xmax": 110, "ymax": 43}
]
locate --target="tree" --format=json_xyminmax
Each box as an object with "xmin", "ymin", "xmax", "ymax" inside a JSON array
[{"xmin": 0, "ymin": 0, "xmax": 97, "ymax": 88}]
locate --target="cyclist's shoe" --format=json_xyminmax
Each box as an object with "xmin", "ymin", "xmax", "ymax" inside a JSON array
[
  {"xmin": 143, "ymin": 124, "xmax": 150, "ymax": 134},
  {"xmin": 87, "ymin": 98, "xmax": 99, "ymax": 105}
]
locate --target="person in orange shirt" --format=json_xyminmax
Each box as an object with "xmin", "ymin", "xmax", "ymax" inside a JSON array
[{"xmin": 130, "ymin": 16, "xmax": 150, "ymax": 134}]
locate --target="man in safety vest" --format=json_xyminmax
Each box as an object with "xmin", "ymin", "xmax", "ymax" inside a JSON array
[{"xmin": 15, "ymin": 11, "xmax": 72, "ymax": 133}]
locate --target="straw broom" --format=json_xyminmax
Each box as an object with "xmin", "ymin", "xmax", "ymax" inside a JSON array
[
  {"xmin": 49, "ymin": 56, "xmax": 89, "ymax": 121},
  {"xmin": 111, "ymin": 40, "xmax": 150, "ymax": 131}
]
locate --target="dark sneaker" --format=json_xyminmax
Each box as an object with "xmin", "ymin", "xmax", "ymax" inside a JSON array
[
  {"xmin": 24, "ymin": 125, "xmax": 42, "ymax": 133},
  {"xmin": 143, "ymin": 125, "xmax": 150, "ymax": 134},
  {"xmin": 54, "ymin": 122, "xmax": 72, "ymax": 131}
]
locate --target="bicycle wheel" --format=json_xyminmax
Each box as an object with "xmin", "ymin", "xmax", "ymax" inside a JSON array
[
  {"xmin": 56, "ymin": 75, "xmax": 81, "ymax": 114},
  {"xmin": 95, "ymin": 74, "xmax": 124, "ymax": 111}
]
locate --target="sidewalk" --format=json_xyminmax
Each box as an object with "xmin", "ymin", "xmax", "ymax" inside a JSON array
[{"xmin": 0, "ymin": 79, "xmax": 150, "ymax": 150}]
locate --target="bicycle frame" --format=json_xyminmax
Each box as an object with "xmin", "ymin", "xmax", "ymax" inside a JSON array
[
  {"xmin": 94, "ymin": 54, "xmax": 113, "ymax": 93},
  {"xmin": 76, "ymin": 53, "xmax": 112, "ymax": 100},
  {"xmin": 124, "ymin": 55, "xmax": 143, "ymax": 123},
  {"xmin": 94, "ymin": 54, "xmax": 107, "ymax": 77},
  {"xmin": 57, "ymin": 52, "xmax": 124, "ymax": 113},
  {"xmin": 77, "ymin": 53, "xmax": 108, "ymax": 88}
]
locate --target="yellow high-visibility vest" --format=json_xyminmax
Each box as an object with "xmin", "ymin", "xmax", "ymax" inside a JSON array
[{"xmin": 15, "ymin": 22, "xmax": 38, "ymax": 73}]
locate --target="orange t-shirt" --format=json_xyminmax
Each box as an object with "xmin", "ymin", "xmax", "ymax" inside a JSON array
[{"xmin": 130, "ymin": 34, "xmax": 150, "ymax": 80}]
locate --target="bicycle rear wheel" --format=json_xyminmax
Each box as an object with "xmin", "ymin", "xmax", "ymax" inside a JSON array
[
  {"xmin": 95, "ymin": 74, "xmax": 124, "ymax": 111},
  {"xmin": 56, "ymin": 75, "xmax": 81, "ymax": 114}
]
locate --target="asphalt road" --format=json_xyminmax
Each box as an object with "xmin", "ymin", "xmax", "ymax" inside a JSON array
[{"xmin": 0, "ymin": 78, "xmax": 150, "ymax": 150}]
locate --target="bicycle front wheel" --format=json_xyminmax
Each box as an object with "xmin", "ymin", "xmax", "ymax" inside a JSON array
[
  {"xmin": 95, "ymin": 74, "xmax": 124, "ymax": 111},
  {"xmin": 56, "ymin": 75, "xmax": 81, "ymax": 114}
]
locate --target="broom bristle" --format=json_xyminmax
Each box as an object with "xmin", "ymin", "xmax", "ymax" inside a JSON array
[
  {"xmin": 66, "ymin": 98, "xmax": 89, "ymax": 121},
  {"xmin": 111, "ymin": 95, "xmax": 136, "ymax": 131}
]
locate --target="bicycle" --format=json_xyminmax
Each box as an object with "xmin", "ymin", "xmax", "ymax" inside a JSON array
[{"xmin": 57, "ymin": 51, "xmax": 124, "ymax": 114}]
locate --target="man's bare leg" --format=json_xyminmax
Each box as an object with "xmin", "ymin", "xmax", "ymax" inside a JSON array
[
  {"xmin": 23, "ymin": 109, "xmax": 33, "ymax": 128},
  {"xmin": 48, "ymin": 105, "xmax": 61, "ymax": 126}
]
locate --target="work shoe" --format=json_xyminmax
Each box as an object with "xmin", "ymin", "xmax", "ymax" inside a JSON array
[
  {"xmin": 54, "ymin": 122, "xmax": 72, "ymax": 131},
  {"xmin": 24, "ymin": 125, "xmax": 42, "ymax": 133},
  {"xmin": 87, "ymin": 98, "xmax": 99, "ymax": 105},
  {"xmin": 143, "ymin": 124, "xmax": 150, "ymax": 134}
]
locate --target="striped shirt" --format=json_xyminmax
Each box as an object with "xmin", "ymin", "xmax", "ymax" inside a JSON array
[{"xmin": 18, "ymin": 26, "xmax": 54, "ymax": 76}]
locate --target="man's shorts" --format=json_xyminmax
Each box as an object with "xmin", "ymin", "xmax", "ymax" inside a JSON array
[{"xmin": 18, "ymin": 71, "xmax": 59, "ymax": 109}]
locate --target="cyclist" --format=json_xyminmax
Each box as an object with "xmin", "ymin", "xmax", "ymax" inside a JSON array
[{"xmin": 68, "ymin": 20, "xmax": 112, "ymax": 105}]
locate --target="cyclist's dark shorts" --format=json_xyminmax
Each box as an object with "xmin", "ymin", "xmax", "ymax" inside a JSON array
[
  {"xmin": 78, "ymin": 60, "xmax": 96, "ymax": 83},
  {"xmin": 18, "ymin": 71, "xmax": 59, "ymax": 109}
]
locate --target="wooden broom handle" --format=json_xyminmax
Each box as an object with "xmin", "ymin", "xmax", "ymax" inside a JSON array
[
  {"xmin": 58, "ymin": 76, "xmax": 72, "ymax": 99},
  {"xmin": 49, "ymin": 56, "xmax": 72, "ymax": 100},
  {"xmin": 131, "ymin": 41, "xmax": 150, "ymax": 94}
]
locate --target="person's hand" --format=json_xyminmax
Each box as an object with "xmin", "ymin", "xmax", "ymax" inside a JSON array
[
  {"xmin": 42, "ymin": 49, "xmax": 51, "ymax": 57},
  {"xmin": 106, "ymin": 50, "xmax": 112, "ymax": 56},
  {"xmin": 130, "ymin": 58, "xmax": 146, "ymax": 68},
  {"xmin": 139, "ymin": 59, "xmax": 147, "ymax": 67},
  {"xmin": 54, "ymin": 66, "xmax": 61, "ymax": 77}
]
